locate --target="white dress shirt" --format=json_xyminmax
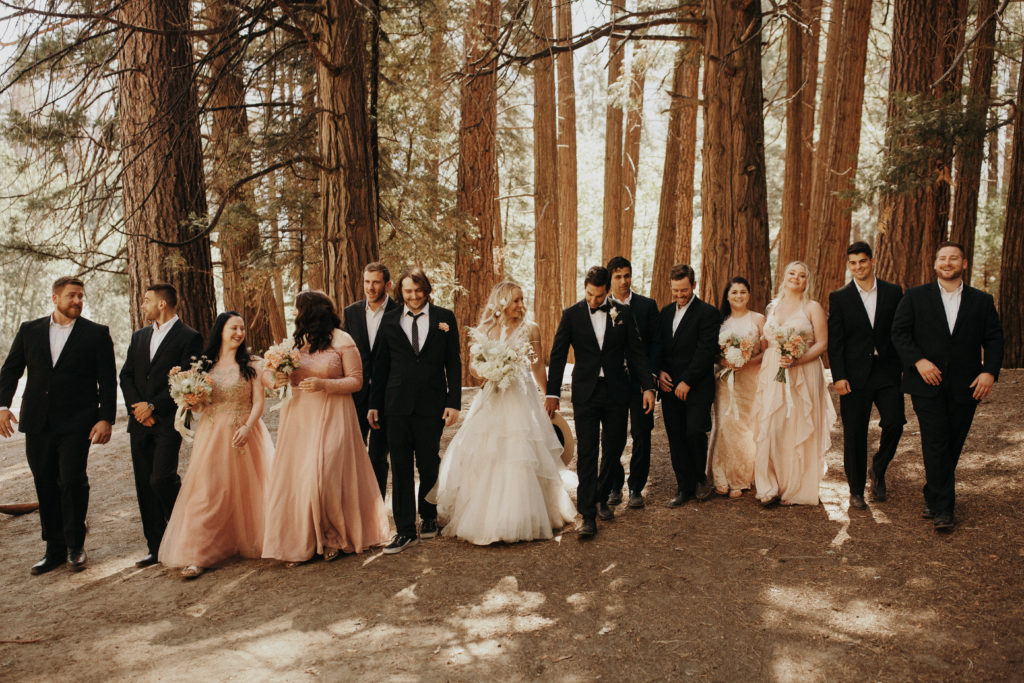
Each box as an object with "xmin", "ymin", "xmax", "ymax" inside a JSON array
[
  {"xmin": 589, "ymin": 299, "xmax": 609, "ymax": 351},
  {"xmin": 50, "ymin": 315, "xmax": 76, "ymax": 366},
  {"xmin": 400, "ymin": 302, "xmax": 430, "ymax": 350},
  {"xmin": 855, "ymin": 278, "xmax": 878, "ymax": 327},
  {"xmin": 611, "ymin": 291, "xmax": 633, "ymax": 307},
  {"xmin": 149, "ymin": 315, "xmax": 179, "ymax": 361},
  {"xmin": 939, "ymin": 280, "xmax": 963, "ymax": 334},
  {"xmin": 365, "ymin": 300, "xmax": 387, "ymax": 350},
  {"xmin": 672, "ymin": 299, "xmax": 693, "ymax": 335}
]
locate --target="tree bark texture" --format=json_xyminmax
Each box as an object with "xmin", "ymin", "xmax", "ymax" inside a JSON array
[
  {"xmin": 618, "ymin": 54, "xmax": 647, "ymax": 262},
  {"xmin": 455, "ymin": 0, "xmax": 502, "ymax": 384},
  {"xmin": 807, "ymin": 0, "xmax": 872, "ymax": 304},
  {"xmin": 601, "ymin": 0, "xmax": 626, "ymax": 265},
  {"xmin": 998, "ymin": 40, "xmax": 1024, "ymax": 368},
  {"xmin": 316, "ymin": 0, "xmax": 378, "ymax": 310},
  {"xmin": 556, "ymin": 0, "xmax": 579, "ymax": 306},
  {"xmin": 950, "ymin": 0, "xmax": 998, "ymax": 285},
  {"xmin": 798, "ymin": 0, "xmax": 823, "ymax": 238},
  {"xmin": 652, "ymin": 28, "xmax": 700, "ymax": 305},
  {"xmin": 206, "ymin": 0, "xmax": 275, "ymax": 351},
  {"xmin": 532, "ymin": 0, "xmax": 561, "ymax": 362},
  {"xmin": 778, "ymin": 0, "xmax": 806, "ymax": 276},
  {"xmin": 117, "ymin": 0, "xmax": 216, "ymax": 338},
  {"xmin": 700, "ymin": 0, "xmax": 772, "ymax": 313},
  {"xmin": 875, "ymin": 0, "xmax": 967, "ymax": 289}
]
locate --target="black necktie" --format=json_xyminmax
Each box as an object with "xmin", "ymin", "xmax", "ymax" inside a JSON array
[{"xmin": 408, "ymin": 311, "xmax": 424, "ymax": 354}]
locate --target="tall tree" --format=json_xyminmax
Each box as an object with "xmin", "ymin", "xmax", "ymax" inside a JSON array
[
  {"xmin": 950, "ymin": 0, "xmax": 998, "ymax": 284},
  {"xmin": 777, "ymin": 0, "xmax": 808, "ymax": 274},
  {"xmin": 700, "ymin": 0, "xmax": 771, "ymax": 312},
  {"xmin": 316, "ymin": 0, "xmax": 378, "ymax": 309},
  {"xmin": 117, "ymin": 0, "xmax": 216, "ymax": 337},
  {"xmin": 999, "ymin": 40, "xmax": 1024, "ymax": 368},
  {"xmin": 455, "ymin": 0, "xmax": 502, "ymax": 383},
  {"xmin": 618, "ymin": 50, "xmax": 647, "ymax": 262},
  {"xmin": 652, "ymin": 27, "xmax": 700, "ymax": 304},
  {"xmin": 875, "ymin": 0, "xmax": 968, "ymax": 289},
  {"xmin": 798, "ymin": 0, "xmax": 823, "ymax": 237},
  {"xmin": 555, "ymin": 0, "xmax": 579, "ymax": 306},
  {"xmin": 532, "ymin": 0, "xmax": 561, "ymax": 361},
  {"xmin": 807, "ymin": 0, "xmax": 873, "ymax": 303},
  {"xmin": 601, "ymin": 0, "xmax": 627, "ymax": 264}
]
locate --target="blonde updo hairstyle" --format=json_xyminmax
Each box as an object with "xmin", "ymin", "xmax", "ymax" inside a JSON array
[{"xmin": 475, "ymin": 281, "xmax": 526, "ymax": 337}]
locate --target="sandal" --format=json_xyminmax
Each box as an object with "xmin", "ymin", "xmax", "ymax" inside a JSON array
[
  {"xmin": 284, "ymin": 561, "xmax": 302, "ymax": 568},
  {"xmin": 324, "ymin": 548, "xmax": 341, "ymax": 562},
  {"xmin": 181, "ymin": 566, "xmax": 204, "ymax": 579}
]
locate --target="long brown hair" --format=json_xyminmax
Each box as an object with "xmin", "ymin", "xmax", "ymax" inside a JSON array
[{"xmin": 293, "ymin": 290, "xmax": 340, "ymax": 353}]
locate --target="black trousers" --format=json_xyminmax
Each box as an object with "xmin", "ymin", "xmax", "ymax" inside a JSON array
[
  {"xmin": 387, "ymin": 414, "xmax": 442, "ymax": 538},
  {"xmin": 911, "ymin": 389, "xmax": 978, "ymax": 517},
  {"xmin": 130, "ymin": 428, "xmax": 183, "ymax": 554},
  {"xmin": 25, "ymin": 430, "xmax": 91, "ymax": 554},
  {"xmin": 573, "ymin": 380, "xmax": 628, "ymax": 520},
  {"xmin": 839, "ymin": 362, "xmax": 905, "ymax": 496},
  {"xmin": 661, "ymin": 393, "xmax": 712, "ymax": 496},
  {"xmin": 356, "ymin": 396, "xmax": 390, "ymax": 499},
  {"xmin": 606, "ymin": 388, "xmax": 654, "ymax": 495}
]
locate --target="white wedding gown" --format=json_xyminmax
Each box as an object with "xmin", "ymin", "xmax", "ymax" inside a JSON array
[{"xmin": 436, "ymin": 326, "xmax": 577, "ymax": 545}]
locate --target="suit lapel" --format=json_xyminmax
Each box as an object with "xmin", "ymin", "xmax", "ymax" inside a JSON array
[
  {"xmin": 350, "ymin": 300, "xmax": 370, "ymax": 350},
  {"xmin": 672, "ymin": 299, "xmax": 699, "ymax": 344},
  {"xmin": 52, "ymin": 318, "xmax": 85, "ymax": 369},
  {"xmin": 149, "ymin": 321, "xmax": 180, "ymax": 368},
  {"xmin": 32, "ymin": 319, "xmax": 54, "ymax": 375},
  {"xmin": 578, "ymin": 302, "xmax": 603, "ymax": 352},
  {"xmin": 927, "ymin": 282, "xmax": 953, "ymax": 339},
  {"xmin": 846, "ymin": 281, "xmax": 874, "ymax": 331},
  {"xmin": 951, "ymin": 285, "xmax": 972, "ymax": 336}
]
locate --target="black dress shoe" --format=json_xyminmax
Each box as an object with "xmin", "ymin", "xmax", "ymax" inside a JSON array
[
  {"xmin": 849, "ymin": 494, "xmax": 868, "ymax": 510},
  {"xmin": 420, "ymin": 519, "xmax": 439, "ymax": 539},
  {"xmin": 669, "ymin": 491, "xmax": 691, "ymax": 507},
  {"xmin": 67, "ymin": 548, "xmax": 87, "ymax": 572},
  {"xmin": 30, "ymin": 555, "xmax": 64, "ymax": 576},
  {"xmin": 870, "ymin": 472, "xmax": 887, "ymax": 502},
  {"xmin": 578, "ymin": 518, "xmax": 597, "ymax": 538},
  {"xmin": 921, "ymin": 505, "xmax": 936, "ymax": 519},
  {"xmin": 695, "ymin": 481, "xmax": 713, "ymax": 501},
  {"xmin": 135, "ymin": 553, "xmax": 158, "ymax": 568},
  {"xmin": 606, "ymin": 490, "xmax": 623, "ymax": 506},
  {"xmin": 934, "ymin": 513, "xmax": 956, "ymax": 531},
  {"xmin": 628, "ymin": 490, "xmax": 645, "ymax": 509},
  {"xmin": 597, "ymin": 502, "xmax": 614, "ymax": 520}
]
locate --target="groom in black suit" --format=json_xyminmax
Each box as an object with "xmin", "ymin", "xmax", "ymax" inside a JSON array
[
  {"xmin": 369, "ymin": 267, "xmax": 461, "ymax": 553},
  {"xmin": 343, "ymin": 262, "xmax": 398, "ymax": 497},
  {"xmin": 653, "ymin": 264, "xmax": 720, "ymax": 507},
  {"xmin": 892, "ymin": 241, "xmax": 1003, "ymax": 531},
  {"xmin": 0, "ymin": 276, "xmax": 116, "ymax": 574},
  {"xmin": 119, "ymin": 283, "xmax": 203, "ymax": 567},
  {"xmin": 605, "ymin": 256, "xmax": 660, "ymax": 509},
  {"xmin": 827, "ymin": 242, "xmax": 904, "ymax": 510},
  {"xmin": 545, "ymin": 266, "xmax": 656, "ymax": 539}
]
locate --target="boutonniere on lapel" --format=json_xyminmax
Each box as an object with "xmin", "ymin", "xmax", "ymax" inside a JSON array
[
  {"xmin": 608, "ymin": 307, "xmax": 621, "ymax": 326},
  {"xmin": 438, "ymin": 322, "xmax": 450, "ymax": 333}
]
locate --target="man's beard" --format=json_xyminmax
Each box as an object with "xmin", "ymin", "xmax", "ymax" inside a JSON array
[
  {"xmin": 58, "ymin": 303, "xmax": 82, "ymax": 319},
  {"xmin": 936, "ymin": 266, "xmax": 964, "ymax": 282}
]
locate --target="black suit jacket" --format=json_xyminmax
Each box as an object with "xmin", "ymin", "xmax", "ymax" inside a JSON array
[
  {"xmin": 827, "ymin": 279, "xmax": 903, "ymax": 389},
  {"xmin": 343, "ymin": 297, "xmax": 399, "ymax": 407},
  {"xmin": 891, "ymin": 281, "xmax": 1003, "ymax": 403},
  {"xmin": 369, "ymin": 303, "xmax": 462, "ymax": 417},
  {"xmin": 545, "ymin": 300, "xmax": 655, "ymax": 405},
  {"xmin": 617, "ymin": 292, "xmax": 659, "ymax": 391},
  {"xmin": 119, "ymin": 320, "xmax": 203, "ymax": 434},
  {"xmin": 652, "ymin": 297, "xmax": 720, "ymax": 405},
  {"xmin": 0, "ymin": 316, "xmax": 116, "ymax": 435}
]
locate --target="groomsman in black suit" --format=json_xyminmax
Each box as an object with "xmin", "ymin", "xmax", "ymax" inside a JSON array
[
  {"xmin": 119, "ymin": 283, "xmax": 202, "ymax": 567},
  {"xmin": 0, "ymin": 276, "xmax": 116, "ymax": 574},
  {"xmin": 343, "ymin": 262, "xmax": 399, "ymax": 498},
  {"xmin": 369, "ymin": 267, "xmax": 461, "ymax": 554},
  {"xmin": 605, "ymin": 256, "xmax": 659, "ymax": 509},
  {"xmin": 545, "ymin": 266, "xmax": 656, "ymax": 538},
  {"xmin": 654, "ymin": 264, "xmax": 720, "ymax": 507},
  {"xmin": 827, "ymin": 242, "xmax": 905, "ymax": 510},
  {"xmin": 891, "ymin": 241, "xmax": 1003, "ymax": 531}
]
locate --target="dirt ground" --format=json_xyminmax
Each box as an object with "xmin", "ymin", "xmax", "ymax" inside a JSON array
[{"xmin": 1, "ymin": 371, "xmax": 1023, "ymax": 682}]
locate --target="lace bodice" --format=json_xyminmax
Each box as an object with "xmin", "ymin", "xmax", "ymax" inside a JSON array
[
  {"xmin": 204, "ymin": 364, "xmax": 254, "ymax": 428},
  {"xmin": 286, "ymin": 331, "xmax": 363, "ymax": 395},
  {"xmin": 721, "ymin": 312, "xmax": 760, "ymax": 341}
]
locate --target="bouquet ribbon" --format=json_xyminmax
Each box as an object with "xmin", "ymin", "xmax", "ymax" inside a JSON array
[
  {"xmin": 174, "ymin": 405, "xmax": 195, "ymax": 442},
  {"xmin": 268, "ymin": 384, "xmax": 293, "ymax": 412},
  {"xmin": 782, "ymin": 368, "xmax": 794, "ymax": 418}
]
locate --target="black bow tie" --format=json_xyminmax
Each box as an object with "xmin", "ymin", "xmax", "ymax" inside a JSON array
[{"xmin": 590, "ymin": 303, "xmax": 611, "ymax": 315}]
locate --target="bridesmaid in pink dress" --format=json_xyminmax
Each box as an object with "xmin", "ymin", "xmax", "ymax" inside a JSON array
[
  {"xmin": 262, "ymin": 291, "xmax": 390, "ymax": 564},
  {"xmin": 159, "ymin": 312, "xmax": 273, "ymax": 579}
]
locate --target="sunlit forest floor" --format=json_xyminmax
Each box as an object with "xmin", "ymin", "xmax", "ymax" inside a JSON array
[{"xmin": 2, "ymin": 371, "xmax": 1022, "ymax": 681}]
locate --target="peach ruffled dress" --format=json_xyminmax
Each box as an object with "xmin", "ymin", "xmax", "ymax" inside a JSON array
[{"xmin": 262, "ymin": 330, "xmax": 390, "ymax": 561}]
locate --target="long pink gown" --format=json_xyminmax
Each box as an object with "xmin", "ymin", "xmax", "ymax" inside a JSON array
[
  {"xmin": 708, "ymin": 313, "xmax": 761, "ymax": 494},
  {"xmin": 159, "ymin": 365, "xmax": 272, "ymax": 568},
  {"xmin": 262, "ymin": 330, "xmax": 390, "ymax": 561},
  {"xmin": 753, "ymin": 304, "xmax": 837, "ymax": 505}
]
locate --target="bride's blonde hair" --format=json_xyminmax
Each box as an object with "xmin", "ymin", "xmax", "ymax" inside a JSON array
[{"xmin": 475, "ymin": 281, "xmax": 526, "ymax": 336}]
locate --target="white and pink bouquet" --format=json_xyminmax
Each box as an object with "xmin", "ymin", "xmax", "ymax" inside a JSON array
[
  {"xmin": 469, "ymin": 329, "xmax": 534, "ymax": 391},
  {"xmin": 717, "ymin": 329, "xmax": 758, "ymax": 381},
  {"xmin": 168, "ymin": 358, "xmax": 213, "ymax": 438},
  {"xmin": 264, "ymin": 339, "xmax": 301, "ymax": 399},
  {"xmin": 772, "ymin": 326, "xmax": 809, "ymax": 383}
]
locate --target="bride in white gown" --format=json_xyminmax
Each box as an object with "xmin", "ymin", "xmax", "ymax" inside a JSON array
[{"xmin": 436, "ymin": 282, "xmax": 577, "ymax": 545}]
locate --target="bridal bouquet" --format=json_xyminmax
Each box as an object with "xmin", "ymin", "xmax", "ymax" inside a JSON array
[
  {"xmin": 469, "ymin": 329, "xmax": 534, "ymax": 391},
  {"xmin": 168, "ymin": 358, "xmax": 213, "ymax": 438},
  {"xmin": 717, "ymin": 330, "xmax": 757, "ymax": 381},
  {"xmin": 264, "ymin": 339, "xmax": 302, "ymax": 406},
  {"xmin": 772, "ymin": 326, "xmax": 809, "ymax": 383}
]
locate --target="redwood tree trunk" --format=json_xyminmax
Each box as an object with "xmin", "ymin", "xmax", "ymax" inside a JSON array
[
  {"xmin": 950, "ymin": 0, "xmax": 998, "ymax": 285},
  {"xmin": 555, "ymin": 0, "xmax": 578, "ymax": 306},
  {"xmin": 317, "ymin": 0, "xmax": 378, "ymax": 309},
  {"xmin": 455, "ymin": 0, "xmax": 502, "ymax": 384},
  {"xmin": 618, "ymin": 54, "xmax": 647, "ymax": 262},
  {"xmin": 798, "ymin": 0, "xmax": 823, "ymax": 238},
  {"xmin": 700, "ymin": 0, "xmax": 771, "ymax": 313},
  {"xmin": 117, "ymin": 0, "xmax": 216, "ymax": 338},
  {"xmin": 777, "ymin": 0, "xmax": 806, "ymax": 274},
  {"xmin": 601, "ymin": 0, "xmax": 626, "ymax": 264},
  {"xmin": 532, "ymin": 0, "xmax": 561, "ymax": 362},
  {"xmin": 998, "ymin": 40, "xmax": 1024, "ymax": 368}
]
